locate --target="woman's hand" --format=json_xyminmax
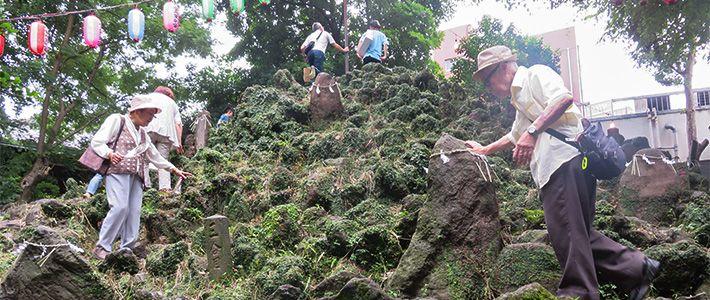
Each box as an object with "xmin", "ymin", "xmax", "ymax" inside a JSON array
[
  {"xmin": 170, "ymin": 168, "xmax": 193, "ymax": 179},
  {"xmin": 108, "ymin": 152, "xmax": 124, "ymax": 165}
]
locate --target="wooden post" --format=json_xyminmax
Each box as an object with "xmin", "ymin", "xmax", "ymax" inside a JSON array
[{"xmin": 343, "ymin": 0, "xmax": 349, "ymax": 73}]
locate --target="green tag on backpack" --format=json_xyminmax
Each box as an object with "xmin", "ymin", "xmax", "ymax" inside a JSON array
[{"xmin": 581, "ymin": 156, "xmax": 588, "ymax": 170}]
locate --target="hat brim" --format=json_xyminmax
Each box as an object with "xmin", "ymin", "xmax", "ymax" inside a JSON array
[
  {"xmin": 472, "ymin": 54, "xmax": 517, "ymax": 81},
  {"xmin": 129, "ymin": 105, "xmax": 162, "ymax": 114}
]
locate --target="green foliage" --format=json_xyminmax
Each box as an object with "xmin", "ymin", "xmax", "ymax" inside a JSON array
[
  {"xmin": 259, "ymin": 204, "xmax": 303, "ymax": 248},
  {"xmin": 224, "ymin": 0, "xmax": 452, "ymax": 80},
  {"xmin": 452, "ymin": 16, "xmax": 560, "ymax": 94}
]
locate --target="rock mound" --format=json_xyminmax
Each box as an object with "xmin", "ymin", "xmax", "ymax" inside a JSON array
[
  {"xmin": 0, "ymin": 226, "xmax": 113, "ymax": 299},
  {"xmin": 387, "ymin": 134, "xmax": 501, "ymax": 299}
]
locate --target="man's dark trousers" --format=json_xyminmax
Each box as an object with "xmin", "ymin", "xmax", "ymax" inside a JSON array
[{"xmin": 541, "ymin": 155, "xmax": 646, "ymax": 300}]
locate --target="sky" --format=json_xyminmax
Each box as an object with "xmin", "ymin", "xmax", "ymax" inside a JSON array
[{"xmin": 438, "ymin": 0, "xmax": 710, "ymax": 104}]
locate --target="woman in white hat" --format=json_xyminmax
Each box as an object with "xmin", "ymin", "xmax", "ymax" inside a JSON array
[{"xmin": 90, "ymin": 95, "xmax": 192, "ymax": 260}]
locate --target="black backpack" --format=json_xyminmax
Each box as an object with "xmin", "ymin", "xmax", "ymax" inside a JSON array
[
  {"xmin": 546, "ymin": 122, "xmax": 626, "ymax": 180},
  {"xmin": 303, "ymin": 31, "xmax": 323, "ymax": 54}
]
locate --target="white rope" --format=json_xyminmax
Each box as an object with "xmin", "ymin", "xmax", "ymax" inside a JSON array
[
  {"xmin": 430, "ymin": 148, "xmax": 494, "ymax": 182},
  {"xmin": 628, "ymin": 153, "xmax": 677, "ymax": 177},
  {"xmin": 13, "ymin": 240, "xmax": 85, "ymax": 266}
]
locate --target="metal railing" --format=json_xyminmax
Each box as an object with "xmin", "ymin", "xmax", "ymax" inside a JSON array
[{"xmin": 581, "ymin": 87, "xmax": 710, "ymax": 119}]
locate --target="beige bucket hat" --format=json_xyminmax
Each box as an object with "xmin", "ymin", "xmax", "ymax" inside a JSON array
[
  {"xmin": 128, "ymin": 94, "xmax": 162, "ymax": 113},
  {"xmin": 472, "ymin": 45, "xmax": 517, "ymax": 81}
]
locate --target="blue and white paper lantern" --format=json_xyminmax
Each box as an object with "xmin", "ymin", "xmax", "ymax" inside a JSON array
[{"xmin": 127, "ymin": 8, "xmax": 145, "ymax": 42}]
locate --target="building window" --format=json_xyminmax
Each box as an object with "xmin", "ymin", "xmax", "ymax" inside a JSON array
[
  {"xmin": 647, "ymin": 95, "xmax": 671, "ymax": 112},
  {"xmin": 443, "ymin": 58, "xmax": 454, "ymax": 73},
  {"xmin": 698, "ymin": 90, "xmax": 710, "ymax": 107}
]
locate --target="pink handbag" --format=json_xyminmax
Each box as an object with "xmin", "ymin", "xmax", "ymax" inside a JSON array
[{"xmin": 78, "ymin": 117, "xmax": 125, "ymax": 174}]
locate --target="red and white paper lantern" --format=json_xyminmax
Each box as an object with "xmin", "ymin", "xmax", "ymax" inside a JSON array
[
  {"xmin": 28, "ymin": 20, "xmax": 48, "ymax": 56},
  {"xmin": 163, "ymin": 0, "xmax": 180, "ymax": 32},
  {"xmin": 83, "ymin": 14, "xmax": 102, "ymax": 48}
]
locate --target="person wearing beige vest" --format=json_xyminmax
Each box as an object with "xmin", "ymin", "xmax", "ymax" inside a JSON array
[
  {"xmin": 466, "ymin": 46, "xmax": 659, "ymax": 300},
  {"xmin": 90, "ymin": 95, "xmax": 192, "ymax": 260}
]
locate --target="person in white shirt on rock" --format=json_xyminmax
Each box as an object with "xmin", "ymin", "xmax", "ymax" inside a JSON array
[
  {"xmin": 144, "ymin": 86, "xmax": 183, "ymax": 192},
  {"xmin": 300, "ymin": 22, "xmax": 349, "ymax": 76},
  {"xmin": 466, "ymin": 45, "xmax": 659, "ymax": 300},
  {"xmin": 90, "ymin": 95, "xmax": 191, "ymax": 260}
]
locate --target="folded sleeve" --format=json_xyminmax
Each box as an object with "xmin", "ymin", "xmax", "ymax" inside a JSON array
[
  {"xmin": 506, "ymin": 110, "xmax": 532, "ymax": 145},
  {"xmin": 529, "ymin": 65, "xmax": 573, "ymax": 108},
  {"xmin": 90, "ymin": 114, "xmax": 122, "ymax": 159}
]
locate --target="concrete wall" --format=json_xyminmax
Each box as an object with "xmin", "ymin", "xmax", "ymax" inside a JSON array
[
  {"xmin": 432, "ymin": 25, "xmax": 472, "ymax": 77},
  {"xmin": 590, "ymin": 107, "xmax": 710, "ymax": 162},
  {"xmin": 537, "ymin": 27, "xmax": 583, "ymax": 104}
]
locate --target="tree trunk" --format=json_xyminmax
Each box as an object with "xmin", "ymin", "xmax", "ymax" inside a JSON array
[
  {"xmin": 19, "ymin": 158, "xmax": 51, "ymax": 201},
  {"xmin": 683, "ymin": 48, "xmax": 697, "ymax": 163},
  {"xmin": 18, "ymin": 15, "xmax": 75, "ymax": 203}
]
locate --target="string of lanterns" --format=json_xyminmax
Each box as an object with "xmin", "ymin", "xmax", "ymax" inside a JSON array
[{"xmin": 0, "ymin": 0, "xmax": 270, "ymax": 57}]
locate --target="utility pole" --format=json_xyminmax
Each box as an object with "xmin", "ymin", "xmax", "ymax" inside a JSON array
[{"xmin": 343, "ymin": 0, "xmax": 349, "ymax": 73}]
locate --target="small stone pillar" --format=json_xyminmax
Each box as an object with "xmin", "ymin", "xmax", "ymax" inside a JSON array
[
  {"xmin": 203, "ymin": 215, "xmax": 232, "ymax": 280},
  {"xmin": 194, "ymin": 110, "xmax": 212, "ymax": 150}
]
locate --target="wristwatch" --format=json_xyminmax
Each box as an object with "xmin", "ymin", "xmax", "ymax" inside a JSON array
[{"xmin": 527, "ymin": 125, "xmax": 539, "ymax": 137}]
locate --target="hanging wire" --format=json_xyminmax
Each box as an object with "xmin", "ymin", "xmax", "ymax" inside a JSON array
[{"xmin": 0, "ymin": 0, "xmax": 158, "ymax": 23}]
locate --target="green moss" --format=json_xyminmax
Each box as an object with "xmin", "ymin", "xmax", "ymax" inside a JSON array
[
  {"xmin": 492, "ymin": 243, "xmax": 561, "ymax": 294},
  {"xmin": 644, "ymin": 241, "xmax": 709, "ymax": 296},
  {"xmin": 255, "ymin": 255, "xmax": 308, "ymax": 294},
  {"xmin": 348, "ymin": 224, "xmax": 402, "ymax": 272},
  {"xmin": 146, "ymin": 241, "xmax": 189, "ymax": 277},
  {"xmin": 259, "ymin": 204, "xmax": 302, "ymax": 248}
]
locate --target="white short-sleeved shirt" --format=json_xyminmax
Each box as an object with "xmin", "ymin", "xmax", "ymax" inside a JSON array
[
  {"xmin": 506, "ymin": 65, "xmax": 583, "ymax": 188},
  {"xmin": 301, "ymin": 30, "xmax": 335, "ymax": 53},
  {"xmin": 144, "ymin": 93, "xmax": 183, "ymax": 148}
]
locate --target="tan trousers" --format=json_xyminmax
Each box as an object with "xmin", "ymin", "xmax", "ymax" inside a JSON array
[
  {"xmin": 149, "ymin": 132, "xmax": 172, "ymax": 190},
  {"xmin": 541, "ymin": 155, "xmax": 645, "ymax": 300}
]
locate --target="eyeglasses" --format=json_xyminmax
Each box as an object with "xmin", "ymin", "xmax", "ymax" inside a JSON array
[{"xmin": 483, "ymin": 63, "xmax": 500, "ymax": 88}]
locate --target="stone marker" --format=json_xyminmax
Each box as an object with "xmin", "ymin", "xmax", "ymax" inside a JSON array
[
  {"xmin": 204, "ymin": 215, "xmax": 232, "ymax": 280},
  {"xmin": 308, "ymin": 72, "xmax": 344, "ymax": 122},
  {"xmin": 386, "ymin": 134, "xmax": 502, "ymax": 299},
  {"xmin": 618, "ymin": 148, "xmax": 686, "ymax": 224},
  {"xmin": 194, "ymin": 110, "xmax": 211, "ymax": 150}
]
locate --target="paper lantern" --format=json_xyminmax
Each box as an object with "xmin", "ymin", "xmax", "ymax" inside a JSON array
[
  {"xmin": 163, "ymin": 0, "xmax": 180, "ymax": 32},
  {"xmin": 127, "ymin": 8, "xmax": 145, "ymax": 42},
  {"xmin": 0, "ymin": 34, "xmax": 4, "ymax": 57},
  {"xmin": 230, "ymin": 0, "xmax": 246, "ymax": 14},
  {"xmin": 83, "ymin": 14, "xmax": 102, "ymax": 48},
  {"xmin": 202, "ymin": 0, "xmax": 215, "ymax": 22},
  {"xmin": 662, "ymin": 0, "xmax": 677, "ymax": 4},
  {"xmin": 259, "ymin": 0, "xmax": 270, "ymax": 6},
  {"xmin": 28, "ymin": 20, "xmax": 48, "ymax": 56}
]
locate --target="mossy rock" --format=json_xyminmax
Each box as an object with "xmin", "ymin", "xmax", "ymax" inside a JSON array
[
  {"xmin": 322, "ymin": 217, "xmax": 362, "ymax": 257},
  {"xmin": 492, "ymin": 243, "xmax": 561, "ymax": 294},
  {"xmin": 146, "ymin": 241, "xmax": 189, "ymax": 277},
  {"xmin": 99, "ymin": 248, "xmax": 139, "ymax": 275},
  {"xmin": 643, "ymin": 240, "xmax": 709, "ymax": 296},
  {"xmin": 678, "ymin": 201, "xmax": 710, "ymax": 246},
  {"xmin": 346, "ymin": 199, "xmax": 393, "ymax": 227},
  {"xmin": 255, "ymin": 255, "xmax": 309, "ymax": 294},
  {"xmin": 349, "ymin": 224, "xmax": 403, "ymax": 271},
  {"xmin": 260, "ymin": 204, "xmax": 303, "ymax": 248},
  {"xmin": 494, "ymin": 282, "xmax": 556, "ymax": 300},
  {"xmin": 61, "ymin": 178, "xmax": 84, "ymax": 200},
  {"xmin": 39, "ymin": 199, "xmax": 74, "ymax": 220}
]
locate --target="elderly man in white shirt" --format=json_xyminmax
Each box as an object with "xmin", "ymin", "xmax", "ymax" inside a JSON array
[
  {"xmin": 90, "ymin": 95, "xmax": 191, "ymax": 260},
  {"xmin": 466, "ymin": 46, "xmax": 659, "ymax": 300},
  {"xmin": 145, "ymin": 86, "xmax": 183, "ymax": 192},
  {"xmin": 300, "ymin": 22, "xmax": 349, "ymax": 76}
]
